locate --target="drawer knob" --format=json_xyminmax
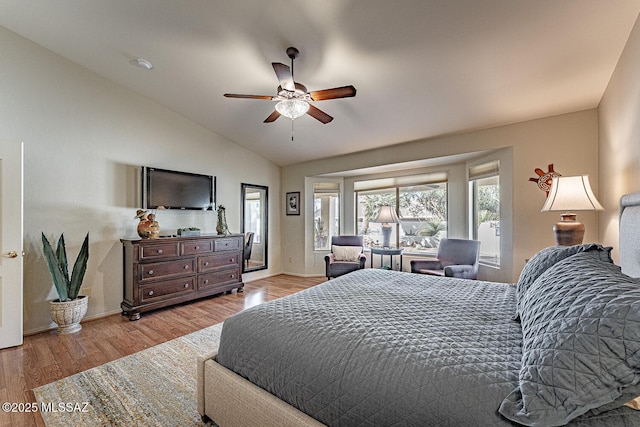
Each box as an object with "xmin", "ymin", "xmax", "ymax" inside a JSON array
[
  {"xmin": 157, "ymin": 249, "xmax": 163, "ymax": 254},
  {"xmin": 204, "ymin": 279, "xmax": 209, "ymax": 284},
  {"xmin": 229, "ymin": 258, "xmax": 234, "ymax": 262},
  {"xmin": 204, "ymin": 261, "xmax": 209, "ymax": 266},
  {"xmin": 148, "ymin": 290, "xmax": 154, "ymax": 296},
  {"xmin": 148, "ymin": 270, "xmax": 154, "ymax": 275},
  {"xmin": 184, "ymin": 283, "xmax": 189, "ymax": 288},
  {"xmin": 184, "ymin": 265, "xmax": 190, "ymax": 270},
  {"xmin": 194, "ymin": 246, "xmax": 199, "ymax": 250}
]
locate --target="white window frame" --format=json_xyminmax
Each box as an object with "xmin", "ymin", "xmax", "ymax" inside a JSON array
[
  {"xmin": 468, "ymin": 161, "xmax": 501, "ymax": 268},
  {"xmin": 304, "ymin": 177, "xmax": 344, "ymax": 257}
]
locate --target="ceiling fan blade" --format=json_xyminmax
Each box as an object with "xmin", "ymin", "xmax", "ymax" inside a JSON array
[
  {"xmin": 272, "ymin": 63, "xmax": 295, "ymax": 91},
  {"xmin": 307, "ymin": 104, "xmax": 333, "ymax": 124},
  {"xmin": 224, "ymin": 93, "xmax": 274, "ymax": 100},
  {"xmin": 264, "ymin": 110, "xmax": 281, "ymax": 123},
  {"xmin": 309, "ymin": 85, "xmax": 356, "ymax": 101}
]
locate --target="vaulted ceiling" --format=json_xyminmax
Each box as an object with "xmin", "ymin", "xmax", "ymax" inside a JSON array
[{"xmin": 1, "ymin": 1, "xmax": 639, "ymax": 166}]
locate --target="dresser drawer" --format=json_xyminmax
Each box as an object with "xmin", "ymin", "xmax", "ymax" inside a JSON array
[
  {"xmin": 139, "ymin": 242, "xmax": 180, "ymax": 260},
  {"xmin": 139, "ymin": 258, "xmax": 196, "ymax": 282},
  {"xmin": 213, "ymin": 237, "xmax": 241, "ymax": 251},
  {"xmin": 198, "ymin": 268, "xmax": 241, "ymax": 290},
  {"xmin": 198, "ymin": 252, "xmax": 241, "ymax": 273},
  {"xmin": 139, "ymin": 277, "xmax": 195, "ymax": 303},
  {"xmin": 180, "ymin": 239, "xmax": 214, "ymax": 255}
]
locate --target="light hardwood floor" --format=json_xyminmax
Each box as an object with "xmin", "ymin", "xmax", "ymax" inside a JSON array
[{"xmin": 0, "ymin": 274, "xmax": 325, "ymax": 427}]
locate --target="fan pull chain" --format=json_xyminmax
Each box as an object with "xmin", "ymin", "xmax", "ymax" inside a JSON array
[{"xmin": 290, "ymin": 47, "xmax": 296, "ymax": 142}]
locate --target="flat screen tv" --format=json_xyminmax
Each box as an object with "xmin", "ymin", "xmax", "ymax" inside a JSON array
[{"xmin": 142, "ymin": 167, "xmax": 215, "ymax": 210}]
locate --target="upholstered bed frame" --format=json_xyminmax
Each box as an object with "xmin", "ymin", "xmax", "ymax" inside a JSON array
[
  {"xmin": 197, "ymin": 191, "xmax": 640, "ymax": 426},
  {"xmin": 620, "ymin": 191, "xmax": 640, "ymax": 278},
  {"xmin": 197, "ymin": 351, "xmax": 323, "ymax": 426}
]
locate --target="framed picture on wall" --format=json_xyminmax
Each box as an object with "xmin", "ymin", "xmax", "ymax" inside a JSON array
[{"xmin": 286, "ymin": 192, "xmax": 300, "ymax": 215}]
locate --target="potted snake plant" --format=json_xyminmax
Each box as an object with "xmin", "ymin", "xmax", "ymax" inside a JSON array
[{"xmin": 41, "ymin": 232, "xmax": 89, "ymax": 334}]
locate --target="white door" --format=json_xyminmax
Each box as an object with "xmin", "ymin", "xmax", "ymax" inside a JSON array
[{"xmin": 0, "ymin": 142, "xmax": 24, "ymax": 348}]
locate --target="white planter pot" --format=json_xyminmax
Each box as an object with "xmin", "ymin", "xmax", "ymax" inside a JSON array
[{"xmin": 49, "ymin": 296, "xmax": 88, "ymax": 334}]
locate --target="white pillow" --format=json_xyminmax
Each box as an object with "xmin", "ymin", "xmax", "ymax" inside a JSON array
[{"xmin": 332, "ymin": 245, "xmax": 362, "ymax": 262}]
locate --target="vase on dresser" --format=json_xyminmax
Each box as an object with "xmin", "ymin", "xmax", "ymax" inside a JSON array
[
  {"xmin": 136, "ymin": 209, "xmax": 160, "ymax": 239},
  {"xmin": 216, "ymin": 205, "xmax": 230, "ymax": 235}
]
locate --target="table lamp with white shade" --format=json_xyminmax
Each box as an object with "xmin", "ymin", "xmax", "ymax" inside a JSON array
[
  {"xmin": 541, "ymin": 175, "xmax": 603, "ymax": 246},
  {"xmin": 373, "ymin": 205, "xmax": 400, "ymax": 248}
]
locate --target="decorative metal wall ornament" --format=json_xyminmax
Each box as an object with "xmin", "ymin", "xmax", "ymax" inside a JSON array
[{"xmin": 529, "ymin": 164, "xmax": 561, "ymax": 195}]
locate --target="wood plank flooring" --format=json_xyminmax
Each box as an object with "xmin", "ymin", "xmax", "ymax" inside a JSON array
[{"xmin": 0, "ymin": 274, "xmax": 325, "ymax": 427}]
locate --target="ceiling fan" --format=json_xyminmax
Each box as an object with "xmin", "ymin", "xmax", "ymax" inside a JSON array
[{"xmin": 224, "ymin": 47, "xmax": 356, "ymax": 124}]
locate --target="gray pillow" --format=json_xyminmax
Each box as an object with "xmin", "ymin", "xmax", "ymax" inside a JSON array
[
  {"xmin": 515, "ymin": 244, "xmax": 613, "ymax": 318},
  {"xmin": 500, "ymin": 251, "xmax": 640, "ymax": 426}
]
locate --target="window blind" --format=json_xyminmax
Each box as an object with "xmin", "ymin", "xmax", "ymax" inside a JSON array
[
  {"xmin": 354, "ymin": 172, "xmax": 448, "ymax": 192},
  {"xmin": 468, "ymin": 161, "xmax": 499, "ymax": 180}
]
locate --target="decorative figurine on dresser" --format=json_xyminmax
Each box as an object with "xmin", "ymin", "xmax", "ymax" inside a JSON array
[
  {"xmin": 120, "ymin": 233, "xmax": 244, "ymax": 320},
  {"xmin": 135, "ymin": 209, "xmax": 160, "ymax": 239}
]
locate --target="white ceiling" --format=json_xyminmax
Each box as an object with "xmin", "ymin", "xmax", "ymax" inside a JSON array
[{"xmin": 1, "ymin": 1, "xmax": 639, "ymax": 166}]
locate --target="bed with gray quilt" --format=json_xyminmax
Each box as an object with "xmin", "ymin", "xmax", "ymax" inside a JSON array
[{"xmin": 198, "ymin": 192, "xmax": 640, "ymax": 426}]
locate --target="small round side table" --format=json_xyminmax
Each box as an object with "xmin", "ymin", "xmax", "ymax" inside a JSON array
[{"xmin": 369, "ymin": 246, "xmax": 404, "ymax": 271}]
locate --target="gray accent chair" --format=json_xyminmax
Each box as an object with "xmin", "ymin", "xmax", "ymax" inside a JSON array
[
  {"xmin": 243, "ymin": 232, "xmax": 254, "ymax": 268},
  {"xmin": 410, "ymin": 238, "xmax": 481, "ymax": 279},
  {"xmin": 324, "ymin": 235, "xmax": 367, "ymax": 279}
]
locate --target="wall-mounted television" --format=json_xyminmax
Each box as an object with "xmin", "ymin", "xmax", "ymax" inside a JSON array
[{"xmin": 142, "ymin": 167, "xmax": 215, "ymax": 210}]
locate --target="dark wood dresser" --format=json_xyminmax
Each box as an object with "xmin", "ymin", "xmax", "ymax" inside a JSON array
[{"xmin": 121, "ymin": 234, "xmax": 244, "ymax": 320}]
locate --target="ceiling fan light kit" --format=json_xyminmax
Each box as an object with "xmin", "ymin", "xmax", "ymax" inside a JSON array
[
  {"xmin": 275, "ymin": 99, "xmax": 309, "ymax": 119},
  {"xmin": 223, "ymin": 46, "xmax": 356, "ymax": 127}
]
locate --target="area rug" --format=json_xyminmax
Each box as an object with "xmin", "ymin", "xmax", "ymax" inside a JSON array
[{"xmin": 33, "ymin": 322, "xmax": 223, "ymax": 427}]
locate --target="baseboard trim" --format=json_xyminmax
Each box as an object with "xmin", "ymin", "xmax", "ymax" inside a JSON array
[
  {"xmin": 280, "ymin": 272, "xmax": 326, "ymax": 278},
  {"xmin": 242, "ymin": 272, "xmax": 280, "ymax": 283}
]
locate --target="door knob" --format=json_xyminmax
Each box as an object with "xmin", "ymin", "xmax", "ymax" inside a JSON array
[{"xmin": 3, "ymin": 251, "xmax": 18, "ymax": 258}]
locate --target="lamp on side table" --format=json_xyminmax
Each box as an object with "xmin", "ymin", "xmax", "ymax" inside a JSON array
[
  {"xmin": 373, "ymin": 205, "xmax": 399, "ymax": 249},
  {"xmin": 541, "ymin": 175, "xmax": 603, "ymax": 246}
]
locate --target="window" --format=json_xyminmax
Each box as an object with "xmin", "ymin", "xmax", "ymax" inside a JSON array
[
  {"xmin": 356, "ymin": 188, "xmax": 396, "ymax": 247},
  {"xmin": 244, "ymin": 198, "xmax": 262, "ymax": 243},
  {"xmin": 314, "ymin": 183, "xmax": 340, "ymax": 250},
  {"xmin": 398, "ymin": 183, "xmax": 447, "ymax": 253},
  {"xmin": 469, "ymin": 161, "xmax": 500, "ymax": 267},
  {"xmin": 355, "ymin": 173, "xmax": 447, "ymax": 254}
]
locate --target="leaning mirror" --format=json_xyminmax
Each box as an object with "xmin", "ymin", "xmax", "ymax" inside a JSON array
[{"xmin": 241, "ymin": 183, "xmax": 268, "ymax": 272}]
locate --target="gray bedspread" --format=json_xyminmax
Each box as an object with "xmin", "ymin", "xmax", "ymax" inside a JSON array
[{"xmin": 216, "ymin": 269, "xmax": 638, "ymax": 426}]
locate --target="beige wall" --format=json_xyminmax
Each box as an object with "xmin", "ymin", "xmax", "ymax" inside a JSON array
[
  {"xmin": 0, "ymin": 27, "xmax": 282, "ymax": 334},
  {"xmin": 599, "ymin": 15, "xmax": 640, "ymax": 262},
  {"xmin": 282, "ymin": 109, "xmax": 600, "ymax": 283}
]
